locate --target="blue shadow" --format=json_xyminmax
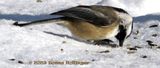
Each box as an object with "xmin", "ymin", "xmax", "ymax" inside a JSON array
[
  {"xmin": 0, "ymin": 14, "xmax": 61, "ymax": 22},
  {"xmin": 134, "ymin": 14, "xmax": 160, "ymax": 23},
  {"xmin": 0, "ymin": 13, "xmax": 159, "ymax": 23}
]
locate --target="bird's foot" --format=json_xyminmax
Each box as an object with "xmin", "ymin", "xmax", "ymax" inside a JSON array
[
  {"xmin": 93, "ymin": 39, "xmax": 113, "ymax": 45},
  {"xmin": 92, "ymin": 39, "xmax": 118, "ymax": 47},
  {"xmin": 13, "ymin": 22, "xmax": 27, "ymax": 27}
]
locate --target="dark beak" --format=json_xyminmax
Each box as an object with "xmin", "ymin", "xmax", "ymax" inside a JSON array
[
  {"xmin": 116, "ymin": 25, "xmax": 126, "ymax": 47},
  {"xmin": 119, "ymin": 38, "xmax": 125, "ymax": 47}
]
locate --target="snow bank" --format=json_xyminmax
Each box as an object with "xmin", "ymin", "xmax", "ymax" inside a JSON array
[
  {"xmin": 0, "ymin": 0, "xmax": 101, "ymax": 15},
  {"xmin": 99, "ymin": 0, "xmax": 160, "ymax": 16}
]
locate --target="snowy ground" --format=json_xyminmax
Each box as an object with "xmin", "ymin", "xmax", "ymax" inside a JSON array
[{"xmin": 0, "ymin": 0, "xmax": 160, "ymax": 68}]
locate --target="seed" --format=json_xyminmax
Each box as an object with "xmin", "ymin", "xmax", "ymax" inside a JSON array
[
  {"xmin": 91, "ymin": 59, "xmax": 95, "ymax": 61},
  {"xmin": 152, "ymin": 34, "xmax": 158, "ymax": 37},
  {"xmin": 60, "ymin": 49, "xmax": 64, "ymax": 52},
  {"xmin": 18, "ymin": 61, "xmax": 24, "ymax": 64},
  {"xmin": 127, "ymin": 51, "xmax": 136, "ymax": 54},
  {"xmin": 134, "ymin": 46, "xmax": 142, "ymax": 48},
  {"xmin": 127, "ymin": 47, "xmax": 137, "ymax": 51},
  {"xmin": 99, "ymin": 50, "xmax": 110, "ymax": 53},
  {"xmin": 157, "ymin": 46, "xmax": 160, "ymax": 49},
  {"xmin": 146, "ymin": 40, "xmax": 153, "ymax": 44},
  {"xmin": 134, "ymin": 37, "xmax": 138, "ymax": 39},
  {"xmin": 135, "ymin": 30, "xmax": 139, "ymax": 35},
  {"xmin": 62, "ymin": 41, "xmax": 67, "ymax": 43},
  {"xmin": 149, "ymin": 24, "xmax": 158, "ymax": 28},
  {"xmin": 150, "ymin": 44, "xmax": 157, "ymax": 47},
  {"xmin": 9, "ymin": 59, "xmax": 15, "ymax": 61},
  {"xmin": 146, "ymin": 40, "xmax": 157, "ymax": 47},
  {"xmin": 37, "ymin": 0, "xmax": 42, "ymax": 2},
  {"xmin": 141, "ymin": 55, "xmax": 147, "ymax": 58}
]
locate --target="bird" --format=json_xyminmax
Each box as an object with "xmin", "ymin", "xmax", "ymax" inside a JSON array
[{"xmin": 13, "ymin": 5, "xmax": 133, "ymax": 47}]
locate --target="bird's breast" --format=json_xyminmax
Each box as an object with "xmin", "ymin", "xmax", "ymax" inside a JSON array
[{"xmin": 65, "ymin": 21, "xmax": 119, "ymax": 41}]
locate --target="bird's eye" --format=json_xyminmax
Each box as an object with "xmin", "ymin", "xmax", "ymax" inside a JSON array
[{"xmin": 120, "ymin": 20, "xmax": 124, "ymax": 24}]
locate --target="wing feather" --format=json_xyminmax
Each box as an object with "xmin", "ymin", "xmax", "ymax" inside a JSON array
[{"xmin": 50, "ymin": 6, "xmax": 118, "ymax": 26}]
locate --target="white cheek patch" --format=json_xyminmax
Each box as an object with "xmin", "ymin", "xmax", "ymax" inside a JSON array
[
  {"xmin": 114, "ymin": 10, "xmax": 133, "ymax": 37},
  {"xmin": 126, "ymin": 22, "xmax": 132, "ymax": 36}
]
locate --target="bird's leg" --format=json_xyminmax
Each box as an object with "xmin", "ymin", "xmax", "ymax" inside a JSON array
[
  {"xmin": 91, "ymin": 39, "xmax": 118, "ymax": 47},
  {"xmin": 93, "ymin": 39, "xmax": 114, "ymax": 45}
]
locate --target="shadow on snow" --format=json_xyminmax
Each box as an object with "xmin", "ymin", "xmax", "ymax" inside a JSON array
[
  {"xmin": 134, "ymin": 14, "xmax": 160, "ymax": 23},
  {"xmin": 0, "ymin": 14, "xmax": 61, "ymax": 22},
  {"xmin": 0, "ymin": 13, "xmax": 159, "ymax": 23}
]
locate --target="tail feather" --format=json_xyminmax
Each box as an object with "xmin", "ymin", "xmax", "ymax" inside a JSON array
[
  {"xmin": 13, "ymin": 22, "xmax": 29, "ymax": 27},
  {"xmin": 13, "ymin": 17, "xmax": 62, "ymax": 27}
]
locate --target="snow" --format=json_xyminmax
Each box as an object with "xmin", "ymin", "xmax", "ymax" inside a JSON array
[
  {"xmin": 0, "ymin": 0, "xmax": 101, "ymax": 15},
  {"xmin": 98, "ymin": 0, "xmax": 160, "ymax": 16},
  {"xmin": 0, "ymin": 0, "xmax": 160, "ymax": 68}
]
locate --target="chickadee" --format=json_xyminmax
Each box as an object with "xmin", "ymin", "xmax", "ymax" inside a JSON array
[{"xmin": 13, "ymin": 5, "xmax": 133, "ymax": 47}]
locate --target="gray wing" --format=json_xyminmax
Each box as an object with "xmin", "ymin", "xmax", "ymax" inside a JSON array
[{"xmin": 50, "ymin": 6, "xmax": 114, "ymax": 26}]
